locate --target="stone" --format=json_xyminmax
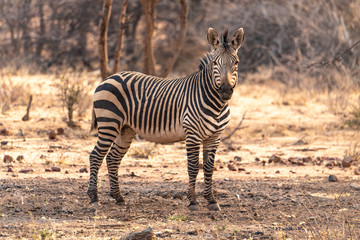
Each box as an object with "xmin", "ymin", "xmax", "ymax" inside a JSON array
[
  {"xmin": 269, "ymin": 154, "xmax": 282, "ymax": 164},
  {"xmin": 125, "ymin": 227, "xmax": 155, "ymax": 240},
  {"xmin": 57, "ymin": 127, "xmax": 65, "ymax": 135},
  {"xmin": 16, "ymin": 155, "xmax": 24, "ymax": 163},
  {"xmin": 328, "ymin": 175, "xmax": 338, "ymax": 182},
  {"xmin": 227, "ymin": 163, "xmax": 237, "ymax": 171},
  {"xmin": 3, "ymin": 155, "xmax": 13, "ymax": 163},
  {"xmin": 79, "ymin": 167, "xmax": 88, "ymax": 173},
  {"xmin": 0, "ymin": 128, "xmax": 9, "ymax": 135},
  {"xmin": 234, "ymin": 156, "xmax": 242, "ymax": 162},
  {"xmin": 355, "ymin": 168, "xmax": 360, "ymax": 175},
  {"xmin": 48, "ymin": 130, "xmax": 57, "ymax": 140},
  {"xmin": 342, "ymin": 156, "xmax": 353, "ymax": 168},
  {"xmin": 7, "ymin": 167, "xmax": 13, "ymax": 172},
  {"xmin": 19, "ymin": 168, "xmax": 34, "ymax": 173},
  {"xmin": 51, "ymin": 166, "xmax": 61, "ymax": 172}
]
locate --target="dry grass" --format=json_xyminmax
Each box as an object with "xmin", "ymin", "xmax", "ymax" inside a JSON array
[{"xmin": 0, "ymin": 77, "xmax": 30, "ymax": 113}]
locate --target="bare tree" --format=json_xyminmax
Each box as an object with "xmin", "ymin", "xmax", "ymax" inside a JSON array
[
  {"xmin": 160, "ymin": 0, "xmax": 189, "ymax": 77},
  {"xmin": 140, "ymin": 0, "xmax": 158, "ymax": 75},
  {"xmin": 113, "ymin": 0, "xmax": 129, "ymax": 73},
  {"xmin": 99, "ymin": 0, "xmax": 113, "ymax": 80}
]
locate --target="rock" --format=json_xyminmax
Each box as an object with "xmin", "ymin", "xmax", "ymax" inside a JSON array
[
  {"xmin": 51, "ymin": 166, "xmax": 61, "ymax": 172},
  {"xmin": 3, "ymin": 155, "xmax": 13, "ymax": 163},
  {"xmin": 255, "ymin": 157, "xmax": 260, "ymax": 162},
  {"xmin": 198, "ymin": 163, "xmax": 203, "ymax": 169},
  {"xmin": 216, "ymin": 159, "xmax": 224, "ymax": 169},
  {"xmin": 19, "ymin": 168, "xmax": 34, "ymax": 173},
  {"xmin": 342, "ymin": 156, "xmax": 353, "ymax": 168},
  {"xmin": 227, "ymin": 163, "xmax": 237, "ymax": 171},
  {"xmin": 328, "ymin": 175, "xmax": 338, "ymax": 182},
  {"xmin": 1, "ymin": 141, "xmax": 8, "ymax": 146},
  {"xmin": 79, "ymin": 167, "xmax": 88, "ymax": 173},
  {"xmin": 275, "ymin": 170, "xmax": 280, "ymax": 174},
  {"xmin": 125, "ymin": 227, "xmax": 155, "ymax": 240},
  {"xmin": 0, "ymin": 128, "xmax": 9, "ymax": 135},
  {"xmin": 65, "ymin": 170, "xmax": 69, "ymax": 174},
  {"xmin": 18, "ymin": 129, "xmax": 25, "ymax": 137},
  {"xmin": 7, "ymin": 167, "xmax": 13, "ymax": 172},
  {"xmin": 234, "ymin": 156, "xmax": 242, "ymax": 162},
  {"xmin": 45, "ymin": 168, "xmax": 52, "ymax": 172},
  {"xmin": 57, "ymin": 127, "xmax": 65, "ymax": 135},
  {"xmin": 325, "ymin": 161, "xmax": 334, "ymax": 168},
  {"xmin": 16, "ymin": 155, "xmax": 24, "ymax": 163},
  {"xmin": 238, "ymin": 168, "xmax": 246, "ymax": 172},
  {"xmin": 355, "ymin": 168, "xmax": 360, "ymax": 175},
  {"xmin": 228, "ymin": 146, "xmax": 236, "ymax": 151},
  {"xmin": 48, "ymin": 130, "xmax": 57, "ymax": 140},
  {"xmin": 302, "ymin": 157, "xmax": 312, "ymax": 163},
  {"xmin": 269, "ymin": 154, "xmax": 282, "ymax": 164},
  {"xmin": 349, "ymin": 183, "xmax": 360, "ymax": 191}
]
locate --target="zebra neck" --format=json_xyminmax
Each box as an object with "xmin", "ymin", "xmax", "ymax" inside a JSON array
[{"xmin": 197, "ymin": 66, "xmax": 228, "ymax": 112}]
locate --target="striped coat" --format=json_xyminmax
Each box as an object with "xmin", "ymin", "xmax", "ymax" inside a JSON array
[{"xmin": 88, "ymin": 27, "xmax": 245, "ymax": 211}]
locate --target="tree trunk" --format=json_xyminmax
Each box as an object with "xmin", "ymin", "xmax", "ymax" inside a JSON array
[
  {"xmin": 35, "ymin": 1, "xmax": 45, "ymax": 58},
  {"xmin": 99, "ymin": 0, "xmax": 113, "ymax": 80},
  {"xmin": 160, "ymin": 0, "xmax": 189, "ymax": 77},
  {"xmin": 140, "ymin": 0, "xmax": 158, "ymax": 75},
  {"xmin": 112, "ymin": 0, "xmax": 129, "ymax": 73},
  {"xmin": 20, "ymin": 0, "xmax": 32, "ymax": 55}
]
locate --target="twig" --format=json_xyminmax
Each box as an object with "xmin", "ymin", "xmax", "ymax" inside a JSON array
[
  {"xmin": 306, "ymin": 39, "xmax": 360, "ymax": 69},
  {"xmin": 221, "ymin": 111, "xmax": 247, "ymax": 142},
  {"xmin": 22, "ymin": 95, "xmax": 32, "ymax": 121}
]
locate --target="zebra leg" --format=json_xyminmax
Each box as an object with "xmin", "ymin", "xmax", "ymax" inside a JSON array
[
  {"xmin": 106, "ymin": 126, "xmax": 135, "ymax": 205},
  {"xmin": 203, "ymin": 137, "xmax": 221, "ymax": 211},
  {"xmin": 88, "ymin": 140, "xmax": 113, "ymax": 204},
  {"xmin": 185, "ymin": 136, "xmax": 201, "ymax": 211}
]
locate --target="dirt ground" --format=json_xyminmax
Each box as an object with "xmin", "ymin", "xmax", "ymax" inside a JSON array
[{"xmin": 1, "ymin": 74, "xmax": 360, "ymax": 239}]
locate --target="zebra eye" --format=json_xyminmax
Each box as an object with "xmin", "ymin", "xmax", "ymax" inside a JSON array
[
  {"xmin": 212, "ymin": 60, "xmax": 218, "ymax": 66},
  {"xmin": 234, "ymin": 60, "xmax": 239, "ymax": 65}
]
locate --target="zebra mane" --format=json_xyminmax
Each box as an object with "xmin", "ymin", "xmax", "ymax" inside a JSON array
[
  {"xmin": 198, "ymin": 52, "xmax": 213, "ymax": 70},
  {"xmin": 220, "ymin": 29, "xmax": 230, "ymax": 49}
]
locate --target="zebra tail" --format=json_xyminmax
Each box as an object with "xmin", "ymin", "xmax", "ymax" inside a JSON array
[{"xmin": 89, "ymin": 108, "xmax": 98, "ymax": 135}]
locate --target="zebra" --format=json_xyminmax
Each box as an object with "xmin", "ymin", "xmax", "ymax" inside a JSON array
[{"xmin": 88, "ymin": 27, "xmax": 245, "ymax": 211}]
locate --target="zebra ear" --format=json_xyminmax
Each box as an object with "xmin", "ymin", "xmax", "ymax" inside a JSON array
[
  {"xmin": 231, "ymin": 28, "xmax": 245, "ymax": 50},
  {"xmin": 207, "ymin": 28, "xmax": 220, "ymax": 50}
]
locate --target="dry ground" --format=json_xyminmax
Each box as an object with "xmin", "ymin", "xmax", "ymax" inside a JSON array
[{"xmin": 1, "ymin": 73, "xmax": 360, "ymax": 239}]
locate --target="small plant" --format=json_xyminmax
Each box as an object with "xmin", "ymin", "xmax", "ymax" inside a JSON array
[
  {"xmin": 344, "ymin": 143, "xmax": 360, "ymax": 162},
  {"xmin": 0, "ymin": 77, "xmax": 29, "ymax": 113},
  {"xmin": 168, "ymin": 214, "xmax": 188, "ymax": 221},
  {"xmin": 345, "ymin": 98, "xmax": 360, "ymax": 129},
  {"xmin": 59, "ymin": 75, "xmax": 81, "ymax": 126}
]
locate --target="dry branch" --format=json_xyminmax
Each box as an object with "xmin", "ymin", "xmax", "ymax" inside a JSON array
[
  {"xmin": 221, "ymin": 111, "xmax": 247, "ymax": 142},
  {"xmin": 160, "ymin": 0, "xmax": 189, "ymax": 77},
  {"xmin": 306, "ymin": 39, "xmax": 360, "ymax": 69},
  {"xmin": 99, "ymin": 0, "xmax": 113, "ymax": 80},
  {"xmin": 112, "ymin": 0, "xmax": 129, "ymax": 74},
  {"xmin": 140, "ymin": 0, "xmax": 158, "ymax": 75},
  {"xmin": 22, "ymin": 95, "xmax": 32, "ymax": 121}
]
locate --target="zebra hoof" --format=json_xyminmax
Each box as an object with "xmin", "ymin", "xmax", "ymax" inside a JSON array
[
  {"xmin": 115, "ymin": 200, "xmax": 126, "ymax": 206},
  {"xmin": 188, "ymin": 204, "xmax": 200, "ymax": 211},
  {"xmin": 208, "ymin": 203, "xmax": 221, "ymax": 211}
]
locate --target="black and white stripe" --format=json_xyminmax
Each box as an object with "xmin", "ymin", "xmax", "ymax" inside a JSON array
[{"xmin": 87, "ymin": 27, "xmax": 245, "ymax": 211}]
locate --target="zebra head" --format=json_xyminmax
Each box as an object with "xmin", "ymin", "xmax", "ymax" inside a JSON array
[{"xmin": 207, "ymin": 27, "xmax": 244, "ymax": 101}]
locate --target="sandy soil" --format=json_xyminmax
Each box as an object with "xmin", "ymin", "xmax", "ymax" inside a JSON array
[{"xmin": 1, "ymin": 74, "xmax": 360, "ymax": 239}]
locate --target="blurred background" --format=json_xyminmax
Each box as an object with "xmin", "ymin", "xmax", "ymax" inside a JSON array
[{"xmin": 0, "ymin": 0, "xmax": 360, "ymax": 126}]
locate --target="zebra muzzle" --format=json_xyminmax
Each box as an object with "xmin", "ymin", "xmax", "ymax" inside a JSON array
[{"xmin": 218, "ymin": 83, "xmax": 233, "ymax": 101}]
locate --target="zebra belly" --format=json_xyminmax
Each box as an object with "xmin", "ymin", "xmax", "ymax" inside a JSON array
[{"xmin": 136, "ymin": 126, "xmax": 186, "ymax": 143}]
